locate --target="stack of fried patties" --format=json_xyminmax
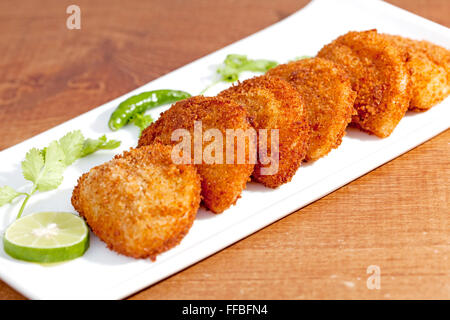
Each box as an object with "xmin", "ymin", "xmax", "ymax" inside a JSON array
[{"xmin": 72, "ymin": 30, "xmax": 449, "ymax": 260}]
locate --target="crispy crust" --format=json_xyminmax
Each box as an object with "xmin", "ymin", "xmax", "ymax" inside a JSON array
[
  {"xmin": 218, "ymin": 76, "xmax": 309, "ymax": 187},
  {"xmin": 71, "ymin": 144, "xmax": 201, "ymax": 260},
  {"xmin": 138, "ymin": 96, "xmax": 256, "ymax": 213},
  {"xmin": 384, "ymin": 34, "xmax": 450, "ymax": 111},
  {"xmin": 267, "ymin": 58, "xmax": 355, "ymax": 161},
  {"xmin": 318, "ymin": 29, "xmax": 411, "ymax": 138}
]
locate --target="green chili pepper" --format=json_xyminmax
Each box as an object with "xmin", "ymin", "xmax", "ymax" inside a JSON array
[{"xmin": 108, "ymin": 89, "xmax": 191, "ymax": 131}]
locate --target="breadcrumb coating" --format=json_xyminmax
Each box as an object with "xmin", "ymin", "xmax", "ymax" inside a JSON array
[
  {"xmin": 138, "ymin": 96, "xmax": 256, "ymax": 213},
  {"xmin": 72, "ymin": 30, "xmax": 449, "ymax": 262},
  {"xmin": 318, "ymin": 29, "xmax": 411, "ymax": 138},
  {"xmin": 219, "ymin": 76, "xmax": 309, "ymax": 187},
  {"xmin": 71, "ymin": 144, "xmax": 201, "ymax": 260},
  {"xmin": 267, "ymin": 58, "xmax": 355, "ymax": 161},
  {"xmin": 384, "ymin": 34, "xmax": 450, "ymax": 111}
]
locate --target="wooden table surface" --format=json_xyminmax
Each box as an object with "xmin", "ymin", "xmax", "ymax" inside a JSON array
[{"xmin": 0, "ymin": 0, "xmax": 448, "ymax": 300}]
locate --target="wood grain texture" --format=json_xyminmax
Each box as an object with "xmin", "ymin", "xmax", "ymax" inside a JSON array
[{"xmin": 0, "ymin": 0, "xmax": 448, "ymax": 300}]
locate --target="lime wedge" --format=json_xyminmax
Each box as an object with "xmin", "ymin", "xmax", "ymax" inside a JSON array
[{"xmin": 3, "ymin": 212, "xmax": 89, "ymax": 263}]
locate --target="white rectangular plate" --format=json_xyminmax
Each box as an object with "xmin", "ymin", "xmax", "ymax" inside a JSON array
[{"xmin": 0, "ymin": 0, "xmax": 449, "ymax": 299}]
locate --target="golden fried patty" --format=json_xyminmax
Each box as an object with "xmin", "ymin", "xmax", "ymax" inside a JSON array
[
  {"xmin": 318, "ymin": 29, "xmax": 411, "ymax": 138},
  {"xmin": 138, "ymin": 96, "xmax": 256, "ymax": 213},
  {"xmin": 267, "ymin": 58, "xmax": 355, "ymax": 161},
  {"xmin": 384, "ymin": 34, "xmax": 449, "ymax": 111},
  {"xmin": 219, "ymin": 76, "xmax": 309, "ymax": 188},
  {"xmin": 71, "ymin": 144, "xmax": 201, "ymax": 260}
]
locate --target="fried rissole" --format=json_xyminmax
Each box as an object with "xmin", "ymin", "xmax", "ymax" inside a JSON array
[
  {"xmin": 219, "ymin": 76, "xmax": 309, "ymax": 187},
  {"xmin": 138, "ymin": 96, "xmax": 256, "ymax": 213},
  {"xmin": 318, "ymin": 29, "xmax": 411, "ymax": 138},
  {"xmin": 383, "ymin": 34, "xmax": 449, "ymax": 111},
  {"xmin": 267, "ymin": 58, "xmax": 356, "ymax": 161},
  {"xmin": 71, "ymin": 144, "xmax": 201, "ymax": 260}
]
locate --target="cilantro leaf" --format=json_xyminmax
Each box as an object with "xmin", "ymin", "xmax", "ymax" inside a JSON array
[
  {"xmin": 58, "ymin": 130, "xmax": 85, "ymax": 166},
  {"xmin": 81, "ymin": 135, "xmax": 121, "ymax": 157},
  {"xmin": 21, "ymin": 148, "xmax": 45, "ymax": 184},
  {"xmin": 132, "ymin": 113, "xmax": 153, "ymax": 134},
  {"xmin": 291, "ymin": 55, "xmax": 312, "ymax": 61},
  {"xmin": 200, "ymin": 54, "xmax": 279, "ymax": 94},
  {"xmin": 0, "ymin": 186, "xmax": 22, "ymax": 206},
  {"xmin": 217, "ymin": 54, "xmax": 278, "ymax": 83},
  {"xmin": 21, "ymin": 141, "xmax": 65, "ymax": 192},
  {"xmin": 217, "ymin": 65, "xmax": 240, "ymax": 82},
  {"xmin": 236, "ymin": 58, "xmax": 278, "ymax": 72},
  {"xmin": 35, "ymin": 141, "xmax": 65, "ymax": 191}
]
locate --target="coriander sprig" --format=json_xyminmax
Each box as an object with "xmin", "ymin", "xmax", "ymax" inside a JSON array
[
  {"xmin": 131, "ymin": 113, "xmax": 154, "ymax": 136},
  {"xmin": 0, "ymin": 130, "xmax": 121, "ymax": 219},
  {"xmin": 201, "ymin": 54, "xmax": 278, "ymax": 94}
]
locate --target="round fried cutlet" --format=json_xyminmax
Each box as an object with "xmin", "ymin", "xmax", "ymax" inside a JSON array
[
  {"xmin": 411, "ymin": 39, "xmax": 450, "ymax": 77},
  {"xmin": 71, "ymin": 144, "xmax": 201, "ymax": 260},
  {"xmin": 384, "ymin": 34, "xmax": 449, "ymax": 111},
  {"xmin": 138, "ymin": 96, "xmax": 256, "ymax": 214},
  {"xmin": 218, "ymin": 76, "xmax": 309, "ymax": 187},
  {"xmin": 267, "ymin": 58, "xmax": 355, "ymax": 161},
  {"xmin": 318, "ymin": 29, "xmax": 411, "ymax": 138}
]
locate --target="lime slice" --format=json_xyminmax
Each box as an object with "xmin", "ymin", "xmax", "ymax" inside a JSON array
[{"xmin": 3, "ymin": 212, "xmax": 89, "ymax": 263}]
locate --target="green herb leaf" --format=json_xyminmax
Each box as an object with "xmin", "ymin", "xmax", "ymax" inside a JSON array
[
  {"xmin": 291, "ymin": 55, "xmax": 312, "ymax": 61},
  {"xmin": 21, "ymin": 148, "xmax": 45, "ymax": 184},
  {"xmin": 81, "ymin": 135, "xmax": 121, "ymax": 157},
  {"xmin": 132, "ymin": 113, "xmax": 153, "ymax": 134},
  {"xmin": 35, "ymin": 141, "xmax": 65, "ymax": 192},
  {"xmin": 0, "ymin": 186, "xmax": 22, "ymax": 206},
  {"xmin": 6, "ymin": 131, "xmax": 121, "ymax": 219},
  {"xmin": 58, "ymin": 130, "xmax": 85, "ymax": 166},
  {"xmin": 217, "ymin": 54, "xmax": 278, "ymax": 83}
]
